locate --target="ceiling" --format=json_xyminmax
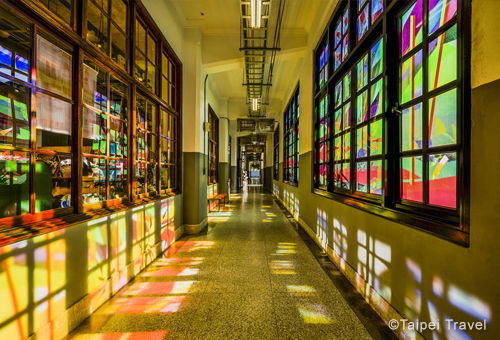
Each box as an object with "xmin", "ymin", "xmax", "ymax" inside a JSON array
[{"xmin": 168, "ymin": 0, "xmax": 335, "ymax": 118}]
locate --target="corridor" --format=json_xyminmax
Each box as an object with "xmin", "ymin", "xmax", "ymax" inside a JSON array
[{"xmin": 68, "ymin": 191, "xmax": 380, "ymax": 339}]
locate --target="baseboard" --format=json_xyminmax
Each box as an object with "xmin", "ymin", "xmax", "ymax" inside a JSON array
[
  {"xmin": 272, "ymin": 193, "xmax": 423, "ymax": 340},
  {"xmin": 183, "ymin": 217, "xmax": 208, "ymax": 234}
]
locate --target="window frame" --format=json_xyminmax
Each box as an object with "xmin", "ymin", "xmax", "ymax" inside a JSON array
[
  {"xmin": 0, "ymin": 0, "xmax": 182, "ymax": 229},
  {"xmin": 273, "ymin": 125, "xmax": 279, "ymax": 181},
  {"xmin": 283, "ymin": 85, "xmax": 300, "ymax": 186},
  {"xmin": 208, "ymin": 105, "xmax": 219, "ymax": 185},
  {"xmin": 312, "ymin": 0, "xmax": 471, "ymax": 246}
]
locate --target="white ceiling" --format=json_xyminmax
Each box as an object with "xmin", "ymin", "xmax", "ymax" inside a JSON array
[{"xmin": 168, "ymin": 0, "xmax": 336, "ymax": 118}]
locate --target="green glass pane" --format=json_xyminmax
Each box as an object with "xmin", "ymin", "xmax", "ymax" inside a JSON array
[
  {"xmin": 0, "ymin": 151, "xmax": 30, "ymax": 218},
  {"xmin": 343, "ymin": 71, "xmax": 351, "ymax": 101},
  {"xmin": 370, "ymin": 78, "xmax": 383, "ymax": 118},
  {"xmin": 370, "ymin": 38, "xmax": 384, "ymax": 80},
  {"xmin": 334, "ymin": 81, "xmax": 342, "ymax": 108},
  {"xmin": 0, "ymin": 95, "xmax": 12, "ymax": 117},
  {"xmin": 428, "ymin": 25, "xmax": 457, "ymax": 91},
  {"xmin": 356, "ymin": 126, "xmax": 368, "ymax": 158},
  {"xmin": 334, "ymin": 137, "xmax": 341, "ymax": 160},
  {"xmin": 429, "ymin": 88, "xmax": 456, "ymax": 147},
  {"xmin": 13, "ymin": 100, "xmax": 29, "ymax": 121},
  {"xmin": 334, "ymin": 109, "xmax": 342, "ymax": 133},
  {"xmin": 401, "ymin": 50, "xmax": 423, "ymax": 104},
  {"xmin": 343, "ymin": 102, "xmax": 351, "ymax": 130},
  {"xmin": 369, "ymin": 119, "xmax": 383, "ymax": 156},
  {"xmin": 342, "ymin": 162, "xmax": 350, "ymax": 190},
  {"xmin": 356, "ymin": 90, "xmax": 368, "ymax": 124},
  {"xmin": 357, "ymin": 54, "xmax": 368, "ymax": 91},
  {"xmin": 401, "ymin": 103, "xmax": 423, "ymax": 151},
  {"xmin": 343, "ymin": 132, "xmax": 351, "ymax": 160}
]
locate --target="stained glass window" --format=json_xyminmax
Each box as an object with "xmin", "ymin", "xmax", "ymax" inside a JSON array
[
  {"xmin": 357, "ymin": 0, "xmax": 385, "ymax": 41},
  {"xmin": 399, "ymin": 0, "xmax": 459, "ymax": 210},
  {"xmin": 318, "ymin": 38, "xmax": 329, "ymax": 89},
  {"xmin": 354, "ymin": 37, "xmax": 385, "ymax": 195},
  {"xmin": 160, "ymin": 108, "xmax": 177, "ymax": 191},
  {"xmin": 136, "ymin": 95, "xmax": 157, "ymax": 195},
  {"xmin": 333, "ymin": 7, "xmax": 349, "ymax": 71},
  {"xmin": 273, "ymin": 126, "xmax": 279, "ymax": 181},
  {"xmin": 284, "ymin": 87, "xmax": 299, "ymax": 185},
  {"xmin": 313, "ymin": 0, "xmax": 467, "ymax": 234},
  {"xmin": 135, "ymin": 18, "xmax": 157, "ymax": 91}
]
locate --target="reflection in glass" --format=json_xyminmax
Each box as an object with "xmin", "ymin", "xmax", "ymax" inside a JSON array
[
  {"xmin": 83, "ymin": 156, "xmax": 106, "ymax": 203},
  {"xmin": 35, "ymin": 152, "xmax": 72, "ymax": 211},
  {"xmin": 0, "ymin": 150, "xmax": 30, "ymax": 218}
]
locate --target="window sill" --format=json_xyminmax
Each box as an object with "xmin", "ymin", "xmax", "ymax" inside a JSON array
[
  {"xmin": 312, "ymin": 188, "xmax": 469, "ymax": 247},
  {"xmin": 0, "ymin": 193, "xmax": 178, "ymax": 248}
]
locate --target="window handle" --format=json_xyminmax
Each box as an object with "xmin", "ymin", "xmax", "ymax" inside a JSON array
[{"xmin": 391, "ymin": 105, "xmax": 402, "ymax": 116}]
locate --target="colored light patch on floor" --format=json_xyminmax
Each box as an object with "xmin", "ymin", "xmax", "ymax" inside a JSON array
[
  {"xmin": 122, "ymin": 281, "xmax": 196, "ymax": 296},
  {"xmin": 297, "ymin": 304, "xmax": 334, "ymax": 324},
  {"xmin": 141, "ymin": 267, "xmax": 199, "ymax": 277},
  {"xmin": 101, "ymin": 296, "xmax": 186, "ymax": 314},
  {"xmin": 287, "ymin": 285, "xmax": 317, "ymax": 296},
  {"xmin": 71, "ymin": 331, "xmax": 168, "ymax": 340}
]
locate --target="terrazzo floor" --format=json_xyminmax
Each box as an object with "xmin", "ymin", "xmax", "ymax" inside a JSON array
[{"xmin": 68, "ymin": 188, "xmax": 377, "ymax": 340}]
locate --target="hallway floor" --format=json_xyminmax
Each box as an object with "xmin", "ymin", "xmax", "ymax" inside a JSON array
[{"xmin": 68, "ymin": 190, "xmax": 379, "ymax": 339}]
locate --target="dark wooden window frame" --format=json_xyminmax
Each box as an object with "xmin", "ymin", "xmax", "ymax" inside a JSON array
[
  {"xmin": 312, "ymin": 0, "xmax": 471, "ymax": 246},
  {"xmin": 0, "ymin": 0, "xmax": 183, "ymax": 230},
  {"xmin": 273, "ymin": 125, "xmax": 279, "ymax": 181},
  {"xmin": 283, "ymin": 84, "xmax": 299, "ymax": 186},
  {"xmin": 208, "ymin": 105, "xmax": 219, "ymax": 185}
]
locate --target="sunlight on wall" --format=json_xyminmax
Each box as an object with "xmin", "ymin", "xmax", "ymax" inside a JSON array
[
  {"xmin": 316, "ymin": 209, "xmax": 328, "ymax": 249},
  {"xmin": 273, "ymin": 183, "xmax": 280, "ymax": 196},
  {"xmin": 283, "ymin": 190, "xmax": 300, "ymax": 219},
  {"xmin": 332, "ymin": 218, "xmax": 348, "ymax": 270}
]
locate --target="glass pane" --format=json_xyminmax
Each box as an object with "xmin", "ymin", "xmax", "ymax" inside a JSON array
[
  {"xmin": 400, "ymin": 0, "xmax": 423, "ymax": 56},
  {"xmin": 341, "ymin": 162, "xmax": 350, "ymax": 190},
  {"xmin": 401, "ymin": 103, "xmax": 423, "ymax": 151},
  {"xmin": 370, "ymin": 160, "xmax": 383, "ymax": 195},
  {"xmin": 136, "ymin": 130, "xmax": 146, "ymax": 162},
  {"xmin": 35, "ymin": 152, "xmax": 72, "ymax": 212},
  {"xmin": 343, "ymin": 132, "xmax": 351, "ymax": 160},
  {"xmin": 334, "ymin": 163, "xmax": 341, "ymax": 188},
  {"xmin": 342, "ymin": 8, "xmax": 349, "ymax": 35},
  {"xmin": 428, "ymin": 25, "xmax": 457, "ymax": 91},
  {"xmin": 136, "ymin": 96, "xmax": 146, "ymax": 130},
  {"xmin": 110, "ymin": 158, "xmax": 127, "ymax": 198},
  {"xmin": 334, "ymin": 109, "xmax": 342, "ymax": 133},
  {"xmin": 370, "ymin": 37, "xmax": 384, "ymax": 80},
  {"xmin": 334, "ymin": 81, "xmax": 342, "ymax": 108},
  {"xmin": 147, "ymin": 62, "xmax": 156, "ymax": 91},
  {"xmin": 370, "ymin": 78, "xmax": 383, "ymax": 118},
  {"xmin": 343, "ymin": 71, "xmax": 351, "ymax": 101},
  {"xmin": 342, "ymin": 35, "xmax": 349, "ymax": 61},
  {"xmin": 0, "ymin": 150, "xmax": 30, "ymax": 217},
  {"xmin": 83, "ymin": 107, "xmax": 107, "ymax": 155},
  {"xmin": 319, "ymin": 163, "xmax": 328, "ymax": 187},
  {"xmin": 356, "ymin": 162, "xmax": 368, "ymax": 193},
  {"xmin": 82, "ymin": 156, "xmax": 106, "ymax": 203},
  {"xmin": 369, "ymin": 119, "xmax": 383, "ymax": 156},
  {"xmin": 147, "ymin": 102, "xmax": 157, "ymax": 132},
  {"xmin": 87, "ymin": 1, "xmax": 109, "ymax": 53},
  {"xmin": 147, "ymin": 34, "xmax": 156, "ymax": 63},
  {"xmin": 136, "ymin": 161, "xmax": 145, "ymax": 194},
  {"xmin": 109, "ymin": 117, "xmax": 127, "ymax": 157},
  {"xmin": 0, "ymin": 45, "xmax": 12, "ymax": 67},
  {"xmin": 428, "ymin": 0, "xmax": 457, "ymax": 35},
  {"xmin": 357, "ymin": 54, "xmax": 368, "ymax": 91},
  {"xmin": 319, "ymin": 118, "xmax": 329, "ymax": 141},
  {"xmin": 356, "ymin": 90, "xmax": 369, "ymax": 123},
  {"xmin": 36, "ymin": 92, "xmax": 72, "ymax": 149},
  {"xmin": 429, "ymin": 88, "xmax": 456, "ymax": 147},
  {"xmin": 37, "ymin": 35, "xmax": 72, "ymax": 99},
  {"xmin": 401, "ymin": 50, "xmax": 423, "ymax": 104},
  {"xmin": 357, "ymin": 4, "xmax": 369, "ymax": 41},
  {"xmin": 371, "ymin": 0, "xmax": 384, "ymax": 24},
  {"xmin": 429, "ymin": 152, "xmax": 456, "ymax": 208},
  {"xmin": 334, "ymin": 137, "xmax": 341, "ymax": 160},
  {"xmin": 319, "ymin": 142, "xmax": 329, "ymax": 163},
  {"xmin": 83, "ymin": 61, "xmax": 107, "ymax": 110},
  {"xmin": 161, "ymin": 76, "xmax": 168, "ymax": 102},
  {"xmin": 334, "ymin": 21, "xmax": 342, "ymax": 47},
  {"xmin": 147, "ymin": 163, "xmax": 157, "ymax": 194},
  {"xmin": 161, "ymin": 165, "xmax": 170, "ymax": 190},
  {"xmin": 401, "ymin": 156, "xmax": 423, "ymax": 202},
  {"xmin": 334, "ymin": 46, "xmax": 342, "ymax": 70},
  {"xmin": 110, "ymin": 77, "xmax": 127, "ymax": 119},
  {"xmin": 112, "ymin": 0, "xmax": 127, "ymax": 32},
  {"xmin": 0, "ymin": 82, "xmax": 30, "ymax": 148},
  {"xmin": 135, "ymin": 50, "xmax": 146, "ymax": 83},
  {"xmin": 39, "ymin": 0, "xmax": 73, "ymax": 25},
  {"xmin": 343, "ymin": 102, "xmax": 351, "ymax": 130},
  {"xmin": 136, "ymin": 20, "xmax": 146, "ymax": 53},
  {"xmin": 356, "ymin": 126, "xmax": 368, "ymax": 158},
  {"xmin": 111, "ymin": 24, "xmax": 127, "ymax": 69}
]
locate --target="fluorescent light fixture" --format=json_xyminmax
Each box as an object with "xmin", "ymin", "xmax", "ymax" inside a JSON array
[
  {"xmin": 251, "ymin": 98, "xmax": 259, "ymax": 111},
  {"xmin": 250, "ymin": 0, "xmax": 262, "ymax": 28}
]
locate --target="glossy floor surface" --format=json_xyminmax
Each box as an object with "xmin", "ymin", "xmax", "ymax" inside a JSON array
[{"xmin": 68, "ymin": 189, "xmax": 375, "ymax": 339}]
